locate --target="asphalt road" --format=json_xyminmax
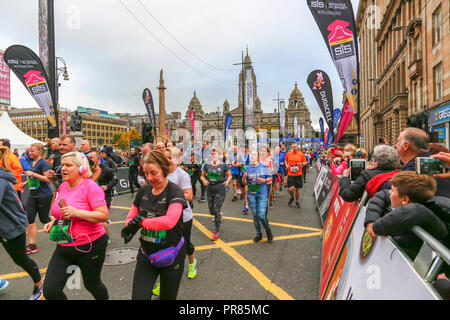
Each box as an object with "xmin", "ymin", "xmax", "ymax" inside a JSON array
[{"xmin": 0, "ymin": 169, "xmax": 322, "ymax": 300}]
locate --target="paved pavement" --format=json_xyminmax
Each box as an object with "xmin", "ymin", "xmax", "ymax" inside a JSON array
[{"xmin": 0, "ymin": 169, "xmax": 322, "ymax": 300}]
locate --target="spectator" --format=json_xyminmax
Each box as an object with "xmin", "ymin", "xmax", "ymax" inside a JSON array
[
  {"xmin": 13, "ymin": 148, "xmax": 19, "ymax": 158},
  {"xmin": 19, "ymin": 147, "xmax": 33, "ymax": 171},
  {"xmin": 396, "ymin": 128, "xmax": 450, "ymax": 198},
  {"xmin": 100, "ymin": 148, "xmax": 118, "ymax": 173},
  {"xmin": 339, "ymin": 145, "xmax": 399, "ymax": 202},
  {"xmin": 0, "ymin": 138, "xmax": 24, "ymax": 199},
  {"xmin": 364, "ymin": 171, "xmax": 448, "ymax": 260},
  {"xmin": 355, "ymin": 148, "xmax": 369, "ymax": 160}
]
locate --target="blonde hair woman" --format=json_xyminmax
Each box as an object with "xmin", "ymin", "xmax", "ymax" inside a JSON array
[{"xmin": 43, "ymin": 152, "xmax": 109, "ymax": 300}]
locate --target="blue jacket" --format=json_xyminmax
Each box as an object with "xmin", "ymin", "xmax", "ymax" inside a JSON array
[
  {"xmin": 0, "ymin": 168, "xmax": 28, "ymax": 240},
  {"xmin": 19, "ymin": 153, "xmax": 32, "ymax": 171}
]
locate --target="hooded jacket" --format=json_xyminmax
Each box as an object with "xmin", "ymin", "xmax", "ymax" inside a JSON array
[
  {"xmin": 0, "ymin": 168, "xmax": 28, "ymax": 241},
  {"xmin": 365, "ymin": 192, "xmax": 450, "ymax": 259},
  {"xmin": 338, "ymin": 167, "xmax": 394, "ymax": 202}
]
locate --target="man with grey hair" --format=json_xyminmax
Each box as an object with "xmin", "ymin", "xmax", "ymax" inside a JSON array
[
  {"xmin": 339, "ymin": 145, "xmax": 399, "ymax": 202},
  {"xmin": 80, "ymin": 140, "xmax": 91, "ymax": 157},
  {"xmin": 396, "ymin": 127, "xmax": 450, "ymax": 198}
]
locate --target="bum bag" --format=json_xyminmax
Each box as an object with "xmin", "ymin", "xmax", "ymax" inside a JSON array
[{"xmin": 141, "ymin": 236, "xmax": 184, "ymax": 268}]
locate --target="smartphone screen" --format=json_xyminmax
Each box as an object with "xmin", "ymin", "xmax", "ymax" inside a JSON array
[
  {"xmin": 350, "ymin": 160, "xmax": 366, "ymax": 181},
  {"xmin": 416, "ymin": 158, "xmax": 445, "ymax": 175}
]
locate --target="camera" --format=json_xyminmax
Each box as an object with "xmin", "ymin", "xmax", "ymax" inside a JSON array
[{"xmin": 350, "ymin": 159, "xmax": 366, "ymax": 181}]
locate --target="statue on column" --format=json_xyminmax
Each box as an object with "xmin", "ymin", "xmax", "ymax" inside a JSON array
[{"xmin": 70, "ymin": 111, "xmax": 83, "ymax": 132}]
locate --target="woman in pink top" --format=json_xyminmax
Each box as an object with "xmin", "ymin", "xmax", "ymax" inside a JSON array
[{"xmin": 42, "ymin": 152, "xmax": 109, "ymax": 300}]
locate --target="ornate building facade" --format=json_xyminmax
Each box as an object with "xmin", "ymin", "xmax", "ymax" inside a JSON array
[
  {"xmin": 357, "ymin": 0, "xmax": 450, "ymax": 151},
  {"xmin": 184, "ymin": 50, "xmax": 314, "ymax": 140}
]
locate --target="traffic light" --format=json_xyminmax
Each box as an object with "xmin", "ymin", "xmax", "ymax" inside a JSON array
[{"xmin": 141, "ymin": 123, "xmax": 153, "ymax": 144}]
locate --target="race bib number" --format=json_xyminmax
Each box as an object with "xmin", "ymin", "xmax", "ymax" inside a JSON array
[
  {"xmin": 27, "ymin": 177, "xmax": 41, "ymax": 190},
  {"xmin": 208, "ymin": 171, "xmax": 221, "ymax": 183},
  {"xmin": 141, "ymin": 229, "xmax": 167, "ymax": 244},
  {"xmin": 248, "ymin": 183, "xmax": 261, "ymax": 194},
  {"xmin": 187, "ymin": 169, "xmax": 194, "ymax": 176},
  {"xmin": 290, "ymin": 165, "xmax": 299, "ymax": 173}
]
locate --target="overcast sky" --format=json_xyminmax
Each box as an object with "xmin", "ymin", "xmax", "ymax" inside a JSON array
[{"xmin": 0, "ymin": 0, "xmax": 359, "ymax": 129}]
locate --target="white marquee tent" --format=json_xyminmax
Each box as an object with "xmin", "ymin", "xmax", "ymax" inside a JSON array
[{"xmin": 0, "ymin": 110, "xmax": 45, "ymax": 155}]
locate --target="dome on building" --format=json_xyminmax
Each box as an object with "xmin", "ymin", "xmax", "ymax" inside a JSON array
[
  {"xmin": 189, "ymin": 90, "xmax": 201, "ymax": 107},
  {"xmin": 290, "ymin": 82, "xmax": 303, "ymax": 100}
]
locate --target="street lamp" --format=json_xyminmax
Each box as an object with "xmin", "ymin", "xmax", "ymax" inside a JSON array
[{"xmin": 55, "ymin": 56, "xmax": 69, "ymax": 135}]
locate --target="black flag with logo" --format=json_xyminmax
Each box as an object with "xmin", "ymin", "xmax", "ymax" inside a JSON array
[
  {"xmin": 307, "ymin": 0, "xmax": 359, "ymax": 129},
  {"xmin": 4, "ymin": 45, "xmax": 57, "ymax": 129},
  {"xmin": 142, "ymin": 88, "xmax": 157, "ymax": 137},
  {"xmin": 307, "ymin": 70, "xmax": 334, "ymax": 140}
]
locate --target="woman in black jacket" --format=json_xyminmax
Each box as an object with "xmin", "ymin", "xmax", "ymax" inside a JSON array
[
  {"xmin": 128, "ymin": 147, "xmax": 141, "ymax": 196},
  {"xmin": 339, "ymin": 145, "xmax": 399, "ymax": 202}
]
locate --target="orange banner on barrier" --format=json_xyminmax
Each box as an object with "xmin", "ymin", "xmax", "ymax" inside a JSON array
[{"xmin": 319, "ymin": 185, "xmax": 360, "ymax": 299}]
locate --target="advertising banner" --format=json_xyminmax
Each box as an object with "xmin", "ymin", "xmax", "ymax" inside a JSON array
[
  {"xmin": 307, "ymin": 70, "xmax": 334, "ymax": 138},
  {"xmin": 316, "ymin": 169, "xmax": 339, "ymax": 221},
  {"xmin": 314, "ymin": 166, "xmax": 328, "ymax": 202},
  {"xmin": 62, "ymin": 112, "xmax": 66, "ymax": 134},
  {"xmin": 320, "ymin": 188, "xmax": 360, "ymax": 298},
  {"xmin": 336, "ymin": 101, "xmax": 353, "ymax": 144},
  {"xmin": 190, "ymin": 108, "xmax": 195, "ymax": 142},
  {"xmin": 307, "ymin": 0, "xmax": 359, "ymax": 120},
  {"xmin": 142, "ymin": 88, "xmax": 157, "ymax": 138},
  {"xmin": 38, "ymin": 0, "xmax": 50, "ymax": 76},
  {"xmin": 294, "ymin": 116, "xmax": 298, "ymax": 138},
  {"xmin": 280, "ymin": 100, "xmax": 286, "ymax": 137},
  {"xmin": 4, "ymin": 45, "xmax": 57, "ymax": 127},
  {"xmin": 245, "ymin": 69, "xmax": 254, "ymax": 128},
  {"xmin": 323, "ymin": 207, "xmax": 439, "ymax": 300},
  {"xmin": 115, "ymin": 167, "xmax": 131, "ymax": 194},
  {"xmin": 224, "ymin": 113, "xmax": 232, "ymax": 142},
  {"xmin": 0, "ymin": 50, "xmax": 11, "ymax": 105}
]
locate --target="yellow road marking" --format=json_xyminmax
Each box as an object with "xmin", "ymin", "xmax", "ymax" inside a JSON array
[
  {"xmin": 192, "ymin": 219, "xmax": 295, "ymax": 300},
  {"xmin": 0, "ymin": 268, "xmax": 47, "ymax": 280}
]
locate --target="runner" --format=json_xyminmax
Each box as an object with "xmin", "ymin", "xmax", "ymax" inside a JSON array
[
  {"xmin": 166, "ymin": 148, "xmax": 197, "ymax": 280},
  {"xmin": 285, "ymin": 143, "xmax": 307, "ymax": 209},
  {"xmin": 243, "ymin": 150, "xmax": 273, "ymax": 243},
  {"xmin": 200, "ymin": 148, "xmax": 232, "ymax": 240},
  {"xmin": 198, "ymin": 141, "xmax": 211, "ymax": 203},
  {"xmin": 121, "ymin": 150, "xmax": 187, "ymax": 300},
  {"xmin": 181, "ymin": 152, "xmax": 201, "ymax": 202},
  {"xmin": 0, "ymin": 146, "xmax": 44, "ymax": 300},
  {"xmin": 228, "ymin": 145, "xmax": 243, "ymax": 202},
  {"xmin": 42, "ymin": 152, "xmax": 109, "ymax": 300},
  {"xmin": 22, "ymin": 143, "xmax": 53, "ymax": 255},
  {"xmin": 0, "ymin": 138, "xmax": 24, "ymax": 200},
  {"xmin": 240, "ymin": 146, "xmax": 250, "ymax": 214},
  {"xmin": 128, "ymin": 147, "xmax": 141, "ymax": 197},
  {"xmin": 259, "ymin": 147, "xmax": 274, "ymax": 209}
]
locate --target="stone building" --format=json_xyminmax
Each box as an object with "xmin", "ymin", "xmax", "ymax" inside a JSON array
[
  {"xmin": 357, "ymin": 0, "xmax": 450, "ymax": 150},
  {"xmin": 184, "ymin": 50, "xmax": 314, "ymax": 140}
]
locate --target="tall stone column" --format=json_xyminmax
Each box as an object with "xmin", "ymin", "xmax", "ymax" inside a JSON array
[{"xmin": 157, "ymin": 69, "xmax": 167, "ymax": 143}]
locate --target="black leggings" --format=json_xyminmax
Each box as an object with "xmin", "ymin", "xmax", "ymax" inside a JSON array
[
  {"xmin": 132, "ymin": 248, "xmax": 186, "ymax": 300},
  {"xmin": 1, "ymin": 232, "xmax": 41, "ymax": 283},
  {"xmin": 183, "ymin": 219, "xmax": 195, "ymax": 256},
  {"xmin": 128, "ymin": 171, "xmax": 140, "ymax": 194},
  {"xmin": 43, "ymin": 234, "xmax": 109, "ymax": 300},
  {"xmin": 25, "ymin": 195, "xmax": 53, "ymax": 224}
]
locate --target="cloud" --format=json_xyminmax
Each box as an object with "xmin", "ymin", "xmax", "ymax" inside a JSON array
[{"xmin": 1, "ymin": 0, "xmax": 359, "ymax": 131}]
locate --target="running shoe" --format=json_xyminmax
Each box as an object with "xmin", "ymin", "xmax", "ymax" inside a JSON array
[
  {"xmin": 0, "ymin": 279, "xmax": 9, "ymax": 293},
  {"xmin": 243, "ymin": 205, "xmax": 248, "ymax": 215},
  {"xmin": 296, "ymin": 202, "xmax": 301, "ymax": 209},
  {"xmin": 152, "ymin": 282, "xmax": 160, "ymax": 296},
  {"xmin": 232, "ymin": 195, "xmax": 238, "ymax": 202},
  {"xmin": 211, "ymin": 232, "xmax": 219, "ymax": 241},
  {"xmin": 26, "ymin": 244, "xmax": 38, "ymax": 255},
  {"xmin": 267, "ymin": 229, "xmax": 274, "ymax": 243},
  {"xmin": 29, "ymin": 281, "xmax": 44, "ymax": 300},
  {"xmin": 188, "ymin": 258, "xmax": 197, "ymax": 279},
  {"xmin": 272, "ymin": 196, "xmax": 275, "ymax": 201},
  {"xmin": 269, "ymin": 203, "xmax": 273, "ymax": 209},
  {"xmin": 288, "ymin": 197, "xmax": 294, "ymax": 207},
  {"xmin": 253, "ymin": 234, "xmax": 262, "ymax": 243},
  {"xmin": 198, "ymin": 196, "xmax": 206, "ymax": 203}
]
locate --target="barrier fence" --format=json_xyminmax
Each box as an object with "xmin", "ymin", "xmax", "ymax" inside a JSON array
[{"xmin": 314, "ymin": 162, "xmax": 449, "ymax": 300}]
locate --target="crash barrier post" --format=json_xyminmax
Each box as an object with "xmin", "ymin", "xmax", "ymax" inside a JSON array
[{"xmin": 314, "ymin": 169, "xmax": 447, "ymax": 300}]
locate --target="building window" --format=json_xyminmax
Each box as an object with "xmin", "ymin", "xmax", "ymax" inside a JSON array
[
  {"xmin": 434, "ymin": 63, "xmax": 443, "ymax": 100},
  {"xmin": 432, "ymin": 6, "xmax": 441, "ymax": 46},
  {"xmin": 416, "ymin": 34, "xmax": 421, "ymax": 60}
]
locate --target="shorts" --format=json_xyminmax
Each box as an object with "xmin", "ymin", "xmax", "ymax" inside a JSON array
[
  {"xmin": 277, "ymin": 172, "xmax": 285, "ymax": 183},
  {"xmin": 232, "ymin": 174, "xmax": 243, "ymax": 187},
  {"xmin": 287, "ymin": 175, "xmax": 303, "ymax": 189},
  {"xmin": 25, "ymin": 195, "xmax": 53, "ymax": 224}
]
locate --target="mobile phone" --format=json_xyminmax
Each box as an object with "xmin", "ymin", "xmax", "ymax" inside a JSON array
[
  {"xmin": 415, "ymin": 157, "xmax": 445, "ymax": 175},
  {"xmin": 58, "ymin": 199, "xmax": 67, "ymax": 208},
  {"xmin": 350, "ymin": 159, "xmax": 366, "ymax": 181}
]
